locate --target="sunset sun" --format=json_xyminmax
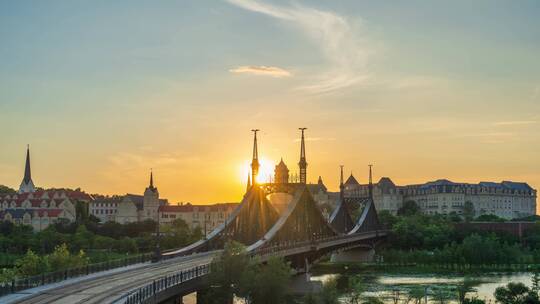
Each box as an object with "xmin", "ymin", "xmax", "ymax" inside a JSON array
[{"xmin": 240, "ymin": 157, "xmax": 275, "ymax": 184}]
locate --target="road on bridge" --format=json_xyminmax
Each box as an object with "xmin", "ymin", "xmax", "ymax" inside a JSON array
[{"xmin": 3, "ymin": 252, "xmax": 217, "ymax": 304}]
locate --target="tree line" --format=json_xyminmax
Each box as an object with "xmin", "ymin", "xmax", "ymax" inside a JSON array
[
  {"xmin": 0, "ymin": 217, "xmax": 202, "ymax": 282},
  {"xmin": 378, "ymin": 201, "xmax": 540, "ymax": 266}
]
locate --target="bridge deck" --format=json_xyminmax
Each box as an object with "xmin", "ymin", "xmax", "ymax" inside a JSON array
[{"xmin": 1, "ymin": 252, "xmax": 217, "ymax": 304}]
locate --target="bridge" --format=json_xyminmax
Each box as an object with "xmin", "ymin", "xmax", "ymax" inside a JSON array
[{"xmin": 1, "ymin": 129, "xmax": 386, "ymax": 304}]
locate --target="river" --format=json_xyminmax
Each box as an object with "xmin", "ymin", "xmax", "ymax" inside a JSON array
[
  {"xmin": 311, "ymin": 271, "xmax": 534, "ymax": 303},
  {"xmin": 181, "ymin": 271, "xmax": 534, "ymax": 303}
]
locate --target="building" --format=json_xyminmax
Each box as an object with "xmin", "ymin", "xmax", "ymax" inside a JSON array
[
  {"xmin": 89, "ymin": 196, "xmax": 122, "ymax": 223},
  {"xmin": 158, "ymin": 202, "xmax": 238, "ymax": 234},
  {"xmin": 0, "ymin": 189, "xmax": 93, "ymax": 231},
  {"xmin": 115, "ymin": 171, "xmax": 168, "ymax": 224},
  {"xmin": 401, "ymin": 179, "xmax": 536, "ymax": 219},
  {"xmin": 274, "ymin": 158, "xmax": 289, "ymax": 184},
  {"xmin": 341, "ymin": 172, "xmax": 537, "ymax": 219},
  {"xmin": 0, "ymin": 147, "xmax": 94, "ymax": 231},
  {"xmin": 343, "ymin": 174, "xmax": 403, "ymax": 215}
]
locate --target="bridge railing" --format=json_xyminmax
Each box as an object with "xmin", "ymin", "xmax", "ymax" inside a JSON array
[
  {"xmin": 113, "ymin": 264, "xmax": 210, "ymax": 304},
  {"xmin": 250, "ymin": 230, "xmax": 387, "ymax": 257},
  {"xmin": 0, "ymin": 253, "xmax": 154, "ymax": 297},
  {"xmin": 113, "ymin": 230, "xmax": 388, "ymax": 304}
]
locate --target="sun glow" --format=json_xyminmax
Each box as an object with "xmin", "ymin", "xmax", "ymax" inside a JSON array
[{"xmin": 240, "ymin": 157, "xmax": 275, "ymax": 184}]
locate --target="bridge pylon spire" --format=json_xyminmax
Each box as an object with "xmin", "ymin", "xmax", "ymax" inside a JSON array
[
  {"xmin": 339, "ymin": 165, "xmax": 344, "ymax": 197},
  {"xmin": 246, "ymin": 172, "xmax": 252, "ymax": 191},
  {"xmin": 368, "ymin": 164, "xmax": 373, "ymax": 199},
  {"xmin": 298, "ymin": 128, "xmax": 307, "ymax": 184},
  {"xmin": 251, "ymin": 129, "xmax": 260, "ymax": 185}
]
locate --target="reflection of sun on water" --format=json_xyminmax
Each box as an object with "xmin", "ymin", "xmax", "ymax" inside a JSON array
[{"xmin": 239, "ymin": 157, "xmax": 275, "ymax": 184}]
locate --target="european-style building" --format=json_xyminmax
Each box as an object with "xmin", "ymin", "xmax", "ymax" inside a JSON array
[
  {"xmin": 115, "ymin": 171, "xmax": 168, "ymax": 224},
  {"xmin": 0, "ymin": 147, "xmax": 93, "ymax": 231},
  {"xmin": 342, "ymin": 174, "xmax": 537, "ymax": 219},
  {"xmin": 158, "ymin": 202, "xmax": 238, "ymax": 234}
]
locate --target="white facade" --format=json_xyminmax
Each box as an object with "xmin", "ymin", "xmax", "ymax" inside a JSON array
[
  {"xmin": 401, "ymin": 180, "xmax": 537, "ymax": 219},
  {"xmin": 342, "ymin": 175, "xmax": 536, "ymax": 219},
  {"xmin": 115, "ymin": 172, "xmax": 167, "ymax": 224},
  {"xmin": 159, "ymin": 203, "xmax": 238, "ymax": 235},
  {"xmin": 89, "ymin": 198, "xmax": 120, "ymax": 223}
]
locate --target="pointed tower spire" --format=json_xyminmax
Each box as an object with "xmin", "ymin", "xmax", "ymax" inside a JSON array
[
  {"xmin": 19, "ymin": 145, "xmax": 36, "ymax": 193},
  {"xmin": 24, "ymin": 145, "xmax": 31, "ymax": 184},
  {"xmin": 149, "ymin": 168, "xmax": 154, "ymax": 189},
  {"xmin": 246, "ymin": 172, "xmax": 252, "ymax": 191},
  {"xmin": 368, "ymin": 164, "xmax": 373, "ymax": 199},
  {"xmin": 298, "ymin": 128, "xmax": 307, "ymax": 184},
  {"xmin": 251, "ymin": 129, "xmax": 260, "ymax": 185},
  {"xmin": 340, "ymin": 165, "xmax": 345, "ymax": 199}
]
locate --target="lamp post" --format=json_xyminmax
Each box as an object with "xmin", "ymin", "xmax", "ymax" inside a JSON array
[{"xmin": 154, "ymin": 209, "xmax": 161, "ymax": 262}]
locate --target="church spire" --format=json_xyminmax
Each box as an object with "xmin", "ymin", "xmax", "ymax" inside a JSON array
[
  {"xmin": 251, "ymin": 129, "xmax": 260, "ymax": 185},
  {"xmin": 298, "ymin": 128, "xmax": 307, "ymax": 184},
  {"xmin": 19, "ymin": 145, "xmax": 36, "ymax": 193},
  {"xmin": 149, "ymin": 169, "xmax": 154, "ymax": 189},
  {"xmin": 24, "ymin": 145, "xmax": 31, "ymax": 184},
  {"xmin": 246, "ymin": 172, "xmax": 252, "ymax": 191}
]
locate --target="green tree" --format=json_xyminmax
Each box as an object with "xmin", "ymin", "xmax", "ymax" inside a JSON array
[
  {"xmin": 532, "ymin": 272, "xmax": 540, "ymax": 294},
  {"xmin": 494, "ymin": 282, "xmax": 532, "ymax": 304},
  {"xmin": 462, "ymin": 201, "xmax": 475, "ymax": 222},
  {"xmin": 15, "ymin": 249, "xmax": 48, "ymax": 277},
  {"xmin": 0, "ymin": 184, "xmax": 16, "ymax": 195},
  {"xmin": 475, "ymin": 214, "xmax": 506, "ymax": 222},
  {"xmin": 408, "ymin": 287, "xmax": 426, "ymax": 304},
  {"xmin": 463, "ymin": 298, "xmax": 486, "ymax": 304},
  {"xmin": 456, "ymin": 278, "xmax": 477, "ymax": 304},
  {"xmin": 346, "ymin": 276, "xmax": 364, "ymax": 304},
  {"xmin": 239, "ymin": 257, "xmax": 292, "ymax": 304},
  {"xmin": 47, "ymin": 244, "xmax": 88, "ymax": 271},
  {"xmin": 75, "ymin": 201, "xmax": 89, "ymax": 223},
  {"xmin": 72, "ymin": 225, "xmax": 94, "ymax": 251},
  {"xmin": 378, "ymin": 210, "xmax": 398, "ymax": 228},
  {"xmin": 362, "ymin": 298, "xmax": 384, "ymax": 304},
  {"xmin": 398, "ymin": 200, "xmax": 420, "ymax": 216},
  {"xmin": 432, "ymin": 287, "xmax": 455, "ymax": 304},
  {"xmin": 205, "ymin": 241, "xmax": 250, "ymax": 303},
  {"xmin": 318, "ymin": 277, "xmax": 340, "ymax": 304}
]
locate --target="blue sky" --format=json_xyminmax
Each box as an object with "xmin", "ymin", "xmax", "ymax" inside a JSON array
[{"xmin": 1, "ymin": 1, "xmax": 539, "ymax": 203}]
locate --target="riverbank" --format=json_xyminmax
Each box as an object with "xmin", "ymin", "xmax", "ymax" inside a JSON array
[
  {"xmin": 308, "ymin": 263, "xmax": 538, "ymax": 304},
  {"xmin": 312, "ymin": 261, "xmax": 540, "ymax": 275}
]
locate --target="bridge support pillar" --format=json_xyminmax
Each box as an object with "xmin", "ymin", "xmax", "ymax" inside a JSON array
[
  {"xmin": 160, "ymin": 296, "xmax": 184, "ymax": 304},
  {"xmin": 196, "ymin": 288, "xmax": 210, "ymax": 304},
  {"xmin": 196, "ymin": 288, "xmax": 233, "ymax": 304},
  {"xmin": 330, "ymin": 247, "xmax": 375, "ymax": 263}
]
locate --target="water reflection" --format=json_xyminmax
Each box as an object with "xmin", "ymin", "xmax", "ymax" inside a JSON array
[{"xmin": 310, "ymin": 272, "xmax": 534, "ymax": 303}]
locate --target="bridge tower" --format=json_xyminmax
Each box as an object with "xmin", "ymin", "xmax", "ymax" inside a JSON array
[
  {"xmin": 339, "ymin": 165, "xmax": 344, "ymax": 196},
  {"xmin": 368, "ymin": 164, "xmax": 373, "ymax": 200},
  {"xmin": 246, "ymin": 172, "xmax": 251, "ymax": 192},
  {"xmin": 251, "ymin": 129, "xmax": 260, "ymax": 185},
  {"xmin": 298, "ymin": 128, "xmax": 307, "ymax": 184}
]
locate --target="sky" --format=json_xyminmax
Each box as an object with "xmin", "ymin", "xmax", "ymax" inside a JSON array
[{"xmin": 1, "ymin": 0, "xmax": 539, "ymax": 205}]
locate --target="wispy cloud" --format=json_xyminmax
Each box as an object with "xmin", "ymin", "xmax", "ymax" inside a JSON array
[
  {"xmin": 229, "ymin": 65, "xmax": 291, "ymax": 77},
  {"xmin": 227, "ymin": 0, "xmax": 370, "ymax": 93},
  {"xmin": 493, "ymin": 121, "xmax": 537, "ymax": 126}
]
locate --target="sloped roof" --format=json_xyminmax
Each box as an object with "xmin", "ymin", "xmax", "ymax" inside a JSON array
[{"xmin": 345, "ymin": 174, "xmax": 359, "ymax": 185}]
